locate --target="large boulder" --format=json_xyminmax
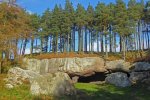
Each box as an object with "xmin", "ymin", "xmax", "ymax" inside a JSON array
[
  {"xmin": 5, "ymin": 67, "xmax": 39, "ymax": 87},
  {"xmin": 105, "ymin": 72, "xmax": 131, "ymax": 87},
  {"xmin": 130, "ymin": 62, "xmax": 150, "ymax": 72},
  {"xmin": 129, "ymin": 72, "xmax": 150, "ymax": 84},
  {"xmin": 5, "ymin": 67, "xmax": 76, "ymax": 97},
  {"xmin": 106, "ymin": 60, "xmax": 131, "ymax": 72},
  {"xmin": 30, "ymin": 72, "xmax": 76, "ymax": 96},
  {"xmin": 23, "ymin": 57, "xmax": 106, "ymax": 76}
]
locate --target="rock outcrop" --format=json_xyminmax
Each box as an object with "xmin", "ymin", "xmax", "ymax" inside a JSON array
[
  {"xmin": 30, "ymin": 72, "xmax": 76, "ymax": 96},
  {"xmin": 106, "ymin": 60, "xmax": 131, "ymax": 72},
  {"xmin": 129, "ymin": 62, "xmax": 150, "ymax": 84},
  {"xmin": 23, "ymin": 57, "xmax": 106, "ymax": 77},
  {"xmin": 105, "ymin": 72, "xmax": 131, "ymax": 87},
  {"xmin": 5, "ymin": 67, "xmax": 76, "ymax": 97}
]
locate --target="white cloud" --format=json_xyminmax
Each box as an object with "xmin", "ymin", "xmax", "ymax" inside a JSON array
[{"xmin": 26, "ymin": 10, "xmax": 33, "ymax": 15}]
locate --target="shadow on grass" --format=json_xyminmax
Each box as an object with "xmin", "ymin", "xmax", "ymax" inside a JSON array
[{"xmin": 71, "ymin": 83, "xmax": 150, "ymax": 100}]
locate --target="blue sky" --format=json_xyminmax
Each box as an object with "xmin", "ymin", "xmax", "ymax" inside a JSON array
[{"xmin": 17, "ymin": 0, "xmax": 148, "ymax": 15}]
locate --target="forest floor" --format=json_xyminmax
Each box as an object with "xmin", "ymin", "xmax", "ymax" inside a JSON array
[{"xmin": 0, "ymin": 74, "xmax": 150, "ymax": 100}]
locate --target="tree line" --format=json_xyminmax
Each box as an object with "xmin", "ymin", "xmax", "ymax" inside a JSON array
[{"xmin": 0, "ymin": 0, "xmax": 150, "ymax": 61}]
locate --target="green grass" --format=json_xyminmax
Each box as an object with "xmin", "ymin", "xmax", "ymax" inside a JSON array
[
  {"xmin": 0, "ymin": 74, "xmax": 53, "ymax": 100},
  {"xmin": 0, "ymin": 84, "xmax": 33, "ymax": 100},
  {"xmin": 75, "ymin": 83, "xmax": 150, "ymax": 100},
  {"xmin": 0, "ymin": 74, "xmax": 33, "ymax": 100}
]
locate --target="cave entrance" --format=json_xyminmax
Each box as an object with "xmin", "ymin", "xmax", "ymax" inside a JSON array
[{"xmin": 78, "ymin": 72, "xmax": 107, "ymax": 83}]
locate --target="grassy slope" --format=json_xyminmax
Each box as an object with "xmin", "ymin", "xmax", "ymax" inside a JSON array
[
  {"xmin": 0, "ymin": 74, "xmax": 33, "ymax": 100},
  {"xmin": 75, "ymin": 83, "xmax": 150, "ymax": 100},
  {"xmin": 0, "ymin": 74, "xmax": 53, "ymax": 100},
  {"xmin": 0, "ymin": 74, "xmax": 150, "ymax": 100}
]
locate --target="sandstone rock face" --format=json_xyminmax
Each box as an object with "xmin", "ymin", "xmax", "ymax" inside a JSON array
[
  {"xmin": 105, "ymin": 72, "xmax": 131, "ymax": 87},
  {"xmin": 23, "ymin": 57, "xmax": 106, "ymax": 76},
  {"xmin": 129, "ymin": 72, "xmax": 150, "ymax": 84},
  {"xmin": 5, "ymin": 67, "xmax": 39, "ymax": 87},
  {"xmin": 30, "ymin": 72, "xmax": 76, "ymax": 96},
  {"xmin": 106, "ymin": 60, "xmax": 131, "ymax": 72},
  {"xmin": 131, "ymin": 62, "xmax": 150, "ymax": 72}
]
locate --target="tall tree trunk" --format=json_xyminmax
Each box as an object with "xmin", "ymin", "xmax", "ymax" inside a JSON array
[
  {"xmin": 91, "ymin": 31, "xmax": 94, "ymax": 53},
  {"xmin": 105, "ymin": 33, "xmax": 108, "ymax": 59},
  {"xmin": 56, "ymin": 34, "xmax": 58, "ymax": 53},
  {"xmin": 67, "ymin": 33, "xmax": 70, "ymax": 54},
  {"xmin": 40, "ymin": 37, "xmax": 43, "ymax": 54},
  {"xmin": 134, "ymin": 33, "xmax": 137, "ymax": 51},
  {"xmin": 147, "ymin": 27, "xmax": 150, "ymax": 49},
  {"xmin": 46, "ymin": 36, "xmax": 49, "ymax": 53},
  {"xmin": 78, "ymin": 28, "xmax": 82, "ymax": 53},
  {"xmin": 63, "ymin": 35, "xmax": 67, "ymax": 53},
  {"xmin": 123, "ymin": 36, "xmax": 126, "ymax": 61},
  {"xmin": 97, "ymin": 32, "xmax": 99, "ymax": 52},
  {"xmin": 81, "ymin": 29, "xmax": 83, "ymax": 52},
  {"xmin": 49, "ymin": 35, "xmax": 52, "ymax": 52},
  {"xmin": 142, "ymin": 32, "xmax": 144, "ymax": 50},
  {"xmin": 120, "ymin": 36, "xmax": 122, "ymax": 52},
  {"xmin": 109, "ymin": 26, "xmax": 112, "ymax": 53},
  {"xmin": 60, "ymin": 34, "xmax": 63, "ymax": 53},
  {"xmin": 85, "ymin": 27, "xmax": 88, "ymax": 52},
  {"xmin": 30, "ymin": 38, "xmax": 34, "ymax": 55},
  {"xmin": 89, "ymin": 30, "xmax": 91, "ymax": 53},
  {"xmin": 73, "ymin": 27, "xmax": 76, "ymax": 52},
  {"xmin": 70, "ymin": 29, "xmax": 73, "ymax": 52},
  {"xmin": 101, "ymin": 33, "xmax": 104, "ymax": 53},
  {"xmin": 22, "ymin": 38, "xmax": 27, "ymax": 55},
  {"xmin": 114, "ymin": 33, "xmax": 116, "ymax": 53},
  {"xmin": 20, "ymin": 39, "xmax": 23, "ymax": 55},
  {"xmin": 138, "ymin": 21, "xmax": 142, "ymax": 51}
]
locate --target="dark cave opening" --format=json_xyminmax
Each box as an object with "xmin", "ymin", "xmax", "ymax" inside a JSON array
[{"xmin": 77, "ymin": 72, "xmax": 107, "ymax": 83}]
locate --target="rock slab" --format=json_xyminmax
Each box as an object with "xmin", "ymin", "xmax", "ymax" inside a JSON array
[
  {"xmin": 30, "ymin": 72, "xmax": 76, "ymax": 96},
  {"xmin": 106, "ymin": 60, "xmax": 131, "ymax": 72},
  {"xmin": 23, "ymin": 57, "xmax": 106, "ymax": 76}
]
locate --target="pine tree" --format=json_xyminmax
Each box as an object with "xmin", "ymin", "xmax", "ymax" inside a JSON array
[
  {"xmin": 87, "ymin": 4, "xmax": 94, "ymax": 53},
  {"xmin": 76, "ymin": 4, "xmax": 86, "ymax": 53},
  {"xmin": 65, "ymin": 0, "xmax": 75, "ymax": 52},
  {"xmin": 50, "ymin": 5, "xmax": 61, "ymax": 53},
  {"xmin": 95, "ymin": 2, "xmax": 110, "ymax": 58},
  {"xmin": 114, "ymin": 0, "xmax": 130, "ymax": 60},
  {"xmin": 30, "ymin": 14, "xmax": 40, "ymax": 54},
  {"xmin": 40, "ymin": 8, "xmax": 52, "ymax": 53},
  {"xmin": 108, "ymin": 3, "xmax": 115, "ymax": 52}
]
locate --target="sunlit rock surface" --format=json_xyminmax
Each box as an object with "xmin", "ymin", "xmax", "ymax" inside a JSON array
[
  {"xmin": 30, "ymin": 72, "xmax": 76, "ymax": 96},
  {"xmin": 23, "ymin": 57, "xmax": 106, "ymax": 76},
  {"xmin": 106, "ymin": 60, "xmax": 131, "ymax": 72}
]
